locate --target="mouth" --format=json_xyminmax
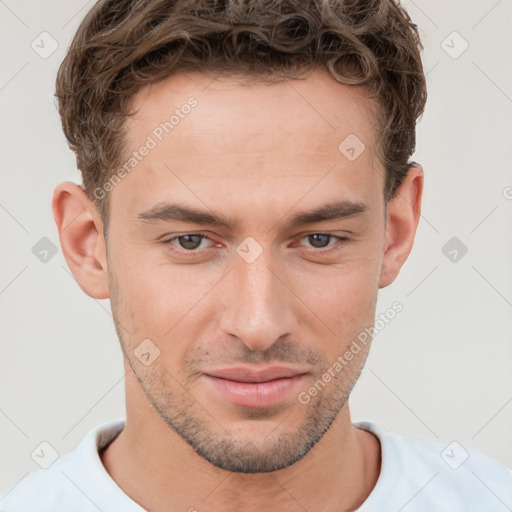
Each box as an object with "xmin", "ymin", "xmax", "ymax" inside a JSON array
[{"xmin": 203, "ymin": 365, "xmax": 308, "ymax": 408}]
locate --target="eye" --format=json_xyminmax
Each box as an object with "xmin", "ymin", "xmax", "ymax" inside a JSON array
[
  {"xmin": 161, "ymin": 232, "xmax": 350, "ymax": 257},
  {"xmin": 299, "ymin": 233, "xmax": 350, "ymax": 252},
  {"xmin": 164, "ymin": 233, "xmax": 213, "ymax": 252}
]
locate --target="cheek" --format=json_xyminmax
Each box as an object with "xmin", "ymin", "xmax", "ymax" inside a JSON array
[
  {"xmin": 110, "ymin": 263, "xmax": 203, "ymax": 380},
  {"xmin": 289, "ymin": 249, "xmax": 382, "ymax": 362},
  {"xmin": 111, "ymin": 248, "xmax": 219, "ymax": 344},
  {"xmin": 109, "ymin": 228, "xmax": 382, "ymax": 348},
  {"xmin": 296, "ymin": 243, "xmax": 381, "ymax": 307}
]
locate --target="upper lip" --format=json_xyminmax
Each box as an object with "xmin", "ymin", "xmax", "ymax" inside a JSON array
[{"xmin": 204, "ymin": 366, "xmax": 307, "ymax": 383}]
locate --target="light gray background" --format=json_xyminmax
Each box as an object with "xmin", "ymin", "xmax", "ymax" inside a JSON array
[{"xmin": 1, "ymin": 0, "xmax": 511, "ymax": 497}]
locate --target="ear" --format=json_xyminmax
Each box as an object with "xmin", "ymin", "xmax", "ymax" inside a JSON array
[
  {"xmin": 379, "ymin": 164, "xmax": 423, "ymax": 289},
  {"xmin": 52, "ymin": 181, "xmax": 110, "ymax": 299}
]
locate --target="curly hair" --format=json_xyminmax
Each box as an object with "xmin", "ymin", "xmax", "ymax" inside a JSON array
[{"xmin": 55, "ymin": 0, "xmax": 427, "ymax": 221}]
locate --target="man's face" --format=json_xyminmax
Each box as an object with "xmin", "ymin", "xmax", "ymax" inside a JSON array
[{"xmin": 106, "ymin": 68, "xmax": 387, "ymax": 473}]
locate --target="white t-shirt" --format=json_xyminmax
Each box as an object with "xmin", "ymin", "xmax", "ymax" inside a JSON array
[{"xmin": 1, "ymin": 417, "xmax": 511, "ymax": 511}]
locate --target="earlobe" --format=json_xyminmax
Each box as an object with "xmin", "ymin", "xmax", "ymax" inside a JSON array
[
  {"xmin": 378, "ymin": 164, "xmax": 423, "ymax": 289},
  {"xmin": 52, "ymin": 181, "xmax": 110, "ymax": 299}
]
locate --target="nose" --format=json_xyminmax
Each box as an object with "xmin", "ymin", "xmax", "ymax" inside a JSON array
[{"xmin": 218, "ymin": 247, "xmax": 296, "ymax": 352}]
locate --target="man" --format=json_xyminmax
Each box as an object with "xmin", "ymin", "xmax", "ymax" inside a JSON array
[{"xmin": 2, "ymin": 0, "xmax": 511, "ymax": 510}]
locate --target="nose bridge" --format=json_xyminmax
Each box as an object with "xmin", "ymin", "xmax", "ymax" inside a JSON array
[{"xmin": 219, "ymin": 245, "xmax": 292, "ymax": 351}]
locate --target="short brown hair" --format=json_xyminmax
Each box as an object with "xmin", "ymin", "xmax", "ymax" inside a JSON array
[{"xmin": 55, "ymin": 0, "xmax": 427, "ymax": 222}]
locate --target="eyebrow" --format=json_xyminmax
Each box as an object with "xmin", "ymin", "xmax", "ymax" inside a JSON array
[{"xmin": 136, "ymin": 200, "xmax": 368, "ymax": 231}]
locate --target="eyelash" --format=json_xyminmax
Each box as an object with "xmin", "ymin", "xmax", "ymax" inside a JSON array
[{"xmin": 162, "ymin": 232, "xmax": 350, "ymax": 257}]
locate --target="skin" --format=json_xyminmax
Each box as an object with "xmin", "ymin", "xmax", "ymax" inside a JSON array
[{"xmin": 53, "ymin": 67, "xmax": 423, "ymax": 512}]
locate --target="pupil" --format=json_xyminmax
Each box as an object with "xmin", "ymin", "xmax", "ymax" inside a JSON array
[
  {"xmin": 180, "ymin": 234, "xmax": 202, "ymax": 250},
  {"xmin": 309, "ymin": 234, "xmax": 329, "ymax": 248},
  {"xmin": 178, "ymin": 234, "xmax": 331, "ymax": 250}
]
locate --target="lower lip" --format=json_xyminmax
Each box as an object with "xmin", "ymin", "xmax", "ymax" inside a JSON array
[{"xmin": 203, "ymin": 374, "xmax": 307, "ymax": 408}]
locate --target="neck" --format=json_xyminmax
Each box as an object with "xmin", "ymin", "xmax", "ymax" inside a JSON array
[{"xmin": 101, "ymin": 371, "xmax": 381, "ymax": 512}]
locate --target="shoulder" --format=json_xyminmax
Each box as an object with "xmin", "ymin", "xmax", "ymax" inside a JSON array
[
  {"xmin": 0, "ymin": 451, "xmax": 87, "ymax": 511},
  {"xmin": 356, "ymin": 421, "xmax": 512, "ymax": 511},
  {"xmin": 0, "ymin": 418, "xmax": 129, "ymax": 512}
]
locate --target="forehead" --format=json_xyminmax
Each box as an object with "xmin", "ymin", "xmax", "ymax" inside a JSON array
[
  {"xmin": 111, "ymin": 68, "xmax": 384, "ymax": 219},
  {"xmin": 127, "ymin": 67, "xmax": 380, "ymax": 151}
]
